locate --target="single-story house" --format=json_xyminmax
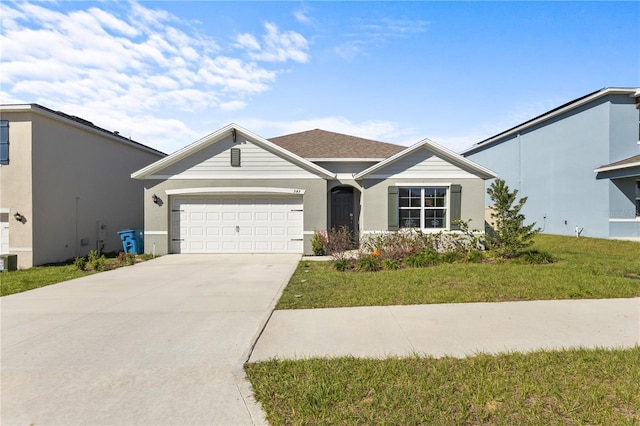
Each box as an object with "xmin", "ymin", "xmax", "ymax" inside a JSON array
[
  {"xmin": 132, "ymin": 124, "xmax": 497, "ymax": 255},
  {"xmin": 0, "ymin": 104, "xmax": 166, "ymax": 269},
  {"xmin": 463, "ymin": 87, "xmax": 640, "ymax": 241}
]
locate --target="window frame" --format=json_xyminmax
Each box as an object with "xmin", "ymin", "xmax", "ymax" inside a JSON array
[{"xmin": 398, "ymin": 186, "xmax": 449, "ymax": 230}]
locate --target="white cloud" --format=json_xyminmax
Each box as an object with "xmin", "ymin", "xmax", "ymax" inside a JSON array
[
  {"xmin": 294, "ymin": 8, "xmax": 311, "ymax": 24},
  {"xmin": 237, "ymin": 22, "xmax": 310, "ymax": 63},
  {"xmin": 0, "ymin": 1, "xmax": 311, "ymax": 151}
]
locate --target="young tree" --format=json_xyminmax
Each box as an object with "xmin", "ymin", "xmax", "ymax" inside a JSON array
[{"xmin": 486, "ymin": 178, "xmax": 539, "ymax": 258}]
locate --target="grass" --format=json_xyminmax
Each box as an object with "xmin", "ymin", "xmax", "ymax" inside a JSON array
[
  {"xmin": 0, "ymin": 264, "xmax": 89, "ymax": 296},
  {"xmin": 246, "ymin": 347, "xmax": 640, "ymax": 425},
  {"xmin": 277, "ymin": 234, "xmax": 640, "ymax": 309},
  {"xmin": 0, "ymin": 253, "xmax": 155, "ymax": 296}
]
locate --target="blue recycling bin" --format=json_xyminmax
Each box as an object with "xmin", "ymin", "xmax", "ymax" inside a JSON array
[{"xmin": 118, "ymin": 228, "xmax": 144, "ymax": 254}]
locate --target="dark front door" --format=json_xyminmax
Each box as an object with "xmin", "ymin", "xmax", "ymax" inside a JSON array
[{"xmin": 331, "ymin": 187, "xmax": 354, "ymax": 234}]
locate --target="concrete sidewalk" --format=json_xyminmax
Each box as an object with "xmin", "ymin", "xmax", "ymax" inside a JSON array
[{"xmin": 249, "ymin": 298, "xmax": 640, "ymax": 361}]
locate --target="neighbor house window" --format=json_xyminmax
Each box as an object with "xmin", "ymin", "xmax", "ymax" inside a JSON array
[
  {"xmin": 399, "ymin": 187, "xmax": 448, "ymax": 229},
  {"xmin": 0, "ymin": 120, "xmax": 8, "ymax": 165}
]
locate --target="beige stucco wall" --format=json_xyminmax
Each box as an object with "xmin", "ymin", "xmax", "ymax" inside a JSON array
[
  {"xmin": 0, "ymin": 112, "xmax": 34, "ymax": 268},
  {"xmin": 142, "ymin": 178, "xmax": 328, "ymax": 255},
  {"xmin": 361, "ymin": 177, "xmax": 487, "ymax": 233},
  {"xmin": 0, "ymin": 108, "xmax": 165, "ymax": 268}
]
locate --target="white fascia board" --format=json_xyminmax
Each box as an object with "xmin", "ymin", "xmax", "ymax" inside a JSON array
[
  {"xmin": 308, "ymin": 158, "xmax": 386, "ymax": 162},
  {"xmin": 462, "ymin": 87, "xmax": 640, "ymax": 155},
  {"xmin": 594, "ymin": 161, "xmax": 640, "ymax": 173},
  {"xmin": 165, "ymin": 187, "xmax": 306, "ymax": 196},
  {"xmin": 354, "ymin": 138, "xmax": 498, "ymax": 180},
  {"xmin": 132, "ymin": 123, "xmax": 335, "ymax": 180}
]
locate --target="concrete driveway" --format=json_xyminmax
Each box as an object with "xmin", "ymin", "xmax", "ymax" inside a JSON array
[{"xmin": 1, "ymin": 254, "xmax": 299, "ymax": 425}]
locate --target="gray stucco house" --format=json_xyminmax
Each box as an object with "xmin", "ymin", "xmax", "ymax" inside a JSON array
[
  {"xmin": 132, "ymin": 124, "xmax": 496, "ymax": 255},
  {"xmin": 0, "ymin": 104, "xmax": 166, "ymax": 268},
  {"xmin": 463, "ymin": 87, "xmax": 640, "ymax": 241}
]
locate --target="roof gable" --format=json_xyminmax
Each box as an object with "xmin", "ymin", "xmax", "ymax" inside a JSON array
[
  {"xmin": 132, "ymin": 124, "xmax": 334, "ymax": 180},
  {"xmin": 269, "ymin": 129, "xmax": 405, "ymax": 159},
  {"xmin": 355, "ymin": 138, "xmax": 497, "ymax": 180}
]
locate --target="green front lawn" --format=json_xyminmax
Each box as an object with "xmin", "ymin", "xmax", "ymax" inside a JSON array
[
  {"xmin": 277, "ymin": 235, "xmax": 640, "ymax": 309},
  {"xmin": 0, "ymin": 264, "xmax": 89, "ymax": 296},
  {"xmin": 246, "ymin": 347, "xmax": 640, "ymax": 425}
]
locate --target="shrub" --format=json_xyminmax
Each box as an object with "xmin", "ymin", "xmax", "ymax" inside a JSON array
[
  {"xmin": 382, "ymin": 259, "xmax": 399, "ymax": 270},
  {"xmin": 465, "ymin": 249, "xmax": 484, "ymax": 263},
  {"xmin": 486, "ymin": 178, "xmax": 540, "ymax": 258},
  {"xmin": 356, "ymin": 255, "xmax": 382, "ymax": 272},
  {"xmin": 122, "ymin": 252, "xmax": 137, "ymax": 266},
  {"xmin": 87, "ymin": 250, "xmax": 107, "ymax": 272},
  {"xmin": 311, "ymin": 230, "xmax": 327, "ymax": 256},
  {"xmin": 441, "ymin": 251, "xmax": 463, "ymax": 264},
  {"xmin": 333, "ymin": 258, "xmax": 351, "ymax": 272},
  {"xmin": 517, "ymin": 250, "xmax": 555, "ymax": 264},
  {"xmin": 405, "ymin": 249, "xmax": 440, "ymax": 268},
  {"xmin": 326, "ymin": 226, "xmax": 355, "ymax": 259},
  {"xmin": 74, "ymin": 256, "xmax": 87, "ymax": 271}
]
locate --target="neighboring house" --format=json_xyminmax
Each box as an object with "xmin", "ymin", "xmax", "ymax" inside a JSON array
[
  {"xmin": 462, "ymin": 87, "xmax": 640, "ymax": 241},
  {"xmin": 132, "ymin": 125, "xmax": 496, "ymax": 255},
  {"xmin": 0, "ymin": 104, "xmax": 166, "ymax": 269}
]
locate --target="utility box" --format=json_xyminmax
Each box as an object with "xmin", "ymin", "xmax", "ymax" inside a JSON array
[
  {"xmin": 117, "ymin": 229, "xmax": 144, "ymax": 255},
  {"xmin": 0, "ymin": 254, "xmax": 18, "ymax": 272}
]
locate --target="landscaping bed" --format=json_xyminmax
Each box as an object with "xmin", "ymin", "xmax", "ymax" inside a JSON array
[{"xmin": 278, "ymin": 234, "xmax": 640, "ymax": 309}]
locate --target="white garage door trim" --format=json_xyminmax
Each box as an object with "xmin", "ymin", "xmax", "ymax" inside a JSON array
[
  {"xmin": 171, "ymin": 195, "xmax": 304, "ymax": 254},
  {"xmin": 166, "ymin": 187, "xmax": 305, "ymax": 196}
]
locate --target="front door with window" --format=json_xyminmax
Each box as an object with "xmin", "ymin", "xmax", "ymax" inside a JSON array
[{"xmin": 331, "ymin": 187, "xmax": 354, "ymax": 234}]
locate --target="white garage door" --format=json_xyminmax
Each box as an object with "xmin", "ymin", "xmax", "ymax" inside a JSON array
[{"xmin": 171, "ymin": 196, "xmax": 303, "ymax": 253}]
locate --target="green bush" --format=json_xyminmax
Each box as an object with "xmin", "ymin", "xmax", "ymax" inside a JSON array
[
  {"xmin": 87, "ymin": 250, "xmax": 107, "ymax": 272},
  {"xmin": 405, "ymin": 249, "xmax": 440, "ymax": 268},
  {"xmin": 516, "ymin": 250, "xmax": 555, "ymax": 264},
  {"xmin": 311, "ymin": 231, "xmax": 327, "ymax": 256},
  {"xmin": 441, "ymin": 251, "xmax": 463, "ymax": 264},
  {"xmin": 465, "ymin": 249, "xmax": 484, "ymax": 263},
  {"xmin": 73, "ymin": 256, "xmax": 87, "ymax": 271},
  {"xmin": 382, "ymin": 259, "xmax": 400, "ymax": 270},
  {"xmin": 356, "ymin": 255, "xmax": 382, "ymax": 272},
  {"xmin": 333, "ymin": 258, "xmax": 351, "ymax": 272}
]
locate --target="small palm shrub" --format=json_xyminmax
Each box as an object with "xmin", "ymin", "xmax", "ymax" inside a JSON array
[
  {"xmin": 356, "ymin": 255, "xmax": 382, "ymax": 272},
  {"xmin": 405, "ymin": 249, "xmax": 440, "ymax": 268},
  {"xmin": 382, "ymin": 259, "xmax": 399, "ymax": 270}
]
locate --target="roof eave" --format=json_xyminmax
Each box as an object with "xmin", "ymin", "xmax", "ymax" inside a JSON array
[
  {"xmin": 594, "ymin": 161, "xmax": 640, "ymax": 174},
  {"xmin": 462, "ymin": 87, "xmax": 640, "ymax": 155}
]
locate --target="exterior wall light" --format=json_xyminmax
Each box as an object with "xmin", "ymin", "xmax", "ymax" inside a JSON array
[
  {"xmin": 14, "ymin": 212, "xmax": 23, "ymax": 221},
  {"xmin": 152, "ymin": 194, "xmax": 163, "ymax": 206}
]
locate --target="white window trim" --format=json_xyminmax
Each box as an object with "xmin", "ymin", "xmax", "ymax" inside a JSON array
[{"xmin": 397, "ymin": 186, "xmax": 450, "ymax": 231}]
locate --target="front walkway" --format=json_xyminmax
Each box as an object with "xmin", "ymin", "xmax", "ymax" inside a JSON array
[{"xmin": 249, "ymin": 297, "xmax": 640, "ymax": 361}]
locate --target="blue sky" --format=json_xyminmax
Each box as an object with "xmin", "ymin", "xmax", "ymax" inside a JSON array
[{"xmin": 1, "ymin": 1, "xmax": 638, "ymax": 154}]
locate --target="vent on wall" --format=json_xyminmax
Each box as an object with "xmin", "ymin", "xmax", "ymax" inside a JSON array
[{"xmin": 230, "ymin": 148, "xmax": 241, "ymax": 167}]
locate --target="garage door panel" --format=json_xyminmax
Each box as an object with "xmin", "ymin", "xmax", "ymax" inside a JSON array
[{"xmin": 172, "ymin": 196, "xmax": 303, "ymax": 254}]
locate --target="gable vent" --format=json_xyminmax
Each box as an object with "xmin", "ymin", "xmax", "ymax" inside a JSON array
[{"xmin": 230, "ymin": 148, "xmax": 241, "ymax": 167}]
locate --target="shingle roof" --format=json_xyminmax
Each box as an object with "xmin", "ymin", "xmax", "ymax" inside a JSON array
[
  {"xmin": 595, "ymin": 154, "xmax": 640, "ymax": 172},
  {"xmin": 268, "ymin": 129, "xmax": 405, "ymax": 159}
]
